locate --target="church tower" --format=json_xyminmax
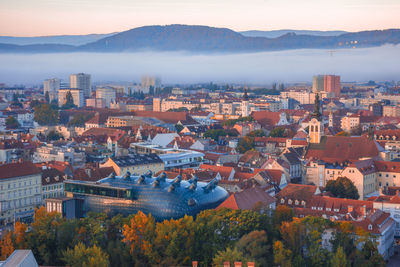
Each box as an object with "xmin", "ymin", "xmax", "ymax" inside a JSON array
[
  {"xmin": 328, "ymin": 112, "xmax": 333, "ymax": 128},
  {"xmin": 309, "ymin": 94, "xmax": 324, "ymax": 144},
  {"xmin": 241, "ymin": 88, "xmax": 250, "ymax": 117}
]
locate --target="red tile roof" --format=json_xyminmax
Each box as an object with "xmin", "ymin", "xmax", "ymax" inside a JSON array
[
  {"xmin": 305, "ymin": 136, "xmax": 379, "ymax": 163},
  {"xmin": 217, "ymin": 187, "xmax": 275, "ymax": 210},
  {"xmin": 0, "ymin": 161, "xmax": 41, "ymax": 179}
]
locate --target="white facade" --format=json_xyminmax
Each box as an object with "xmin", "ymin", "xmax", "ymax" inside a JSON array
[
  {"xmin": 43, "ymin": 78, "xmax": 60, "ymax": 102},
  {"xmin": 33, "ymin": 145, "xmax": 85, "ymax": 168},
  {"xmin": 96, "ymin": 87, "xmax": 116, "ymax": 108},
  {"xmin": 70, "ymin": 73, "xmax": 91, "ymax": 97}
]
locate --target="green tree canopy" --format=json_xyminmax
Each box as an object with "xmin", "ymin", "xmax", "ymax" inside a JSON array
[
  {"xmin": 235, "ymin": 230, "xmax": 272, "ymax": 267},
  {"xmin": 5, "ymin": 116, "xmax": 20, "ymax": 129},
  {"xmin": 268, "ymin": 127, "xmax": 286, "ymax": 137},
  {"xmin": 34, "ymin": 104, "xmax": 59, "ymax": 126},
  {"xmin": 44, "ymin": 91, "xmax": 50, "ymax": 103},
  {"xmin": 62, "ymin": 242, "xmax": 110, "ymax": 267},
  {"xmin": 326, "ymin": 177, "xmax": 360, "ymax": 199},
  {"xmin": 247, "ymin": 129, "xmax": 265, "ymax": 137},
  {"xmin": 213, "ymin": 247, "xmax": 250, "ymax": 267},
  {"xmin": 204, "ymin": 129, "xmax": 227, "ymax": 141},
  {"xmin": 67, "ymin": 113, "xmax": 94, "ymax": 127},
  {"xmin": 236, "ymin": 136, "xmax": 255, "ymax": 153}
]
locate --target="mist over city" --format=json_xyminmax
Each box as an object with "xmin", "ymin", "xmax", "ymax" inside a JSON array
[{"xmin": 1, "ymin": 44, "xmax": 399, "ymax": 85}]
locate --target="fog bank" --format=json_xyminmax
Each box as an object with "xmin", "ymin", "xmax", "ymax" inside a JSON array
[{"xmin": 0, "ymin": 45, "xmax": 399, "ymax": 85}]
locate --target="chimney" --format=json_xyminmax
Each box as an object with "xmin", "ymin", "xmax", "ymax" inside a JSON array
[
  {"xmin": 348, "ymin": 205, "xmax": 353, "ymax": 213},
  {"xmin": 234, "ymin": 262, "xmax": 242, "ymax": 267},
  {"xmin": 247, "ymin": 263, "xmax": 255, "ymax": 267},
  {"xmin": 192, "ymin": 261, "xmax": 198, "ymax": 267},
  {"xmin": 361, "ymin": 205, "xmax": 367, "ymax": 216},
  {"xmin": 379, "ymin": 188, "xmax": 383, "ymax": 195},
  {"xmin": 224, "ymin": 262, "xmax": 230, "ymax": 267}
]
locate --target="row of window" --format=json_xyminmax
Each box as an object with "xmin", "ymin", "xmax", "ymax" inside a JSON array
[{"xmin": 0, "ymin": 178, "xmax": 39, "ymax": 190}]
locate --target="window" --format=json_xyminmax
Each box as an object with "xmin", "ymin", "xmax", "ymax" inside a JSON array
[
  {"xmin": 368, "ymin": 224, "xmax": 372, "ymax": 230},
  {"xmin": 280, "ymin": 199, "xmax": 284, "ymax": 204}
]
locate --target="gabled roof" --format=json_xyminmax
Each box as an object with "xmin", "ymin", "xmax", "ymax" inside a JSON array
[
  {"xmin": 375, "ymin": 161, "xmax": 400, "ymax": 174},
  {"xmin": 199, "ymin": 164, "xmax": 234, "ymax": 180},
  {"xmin": 276, "ymin": 184, "xmax": 320, "ymax": 204},
  {"xmin": 304, "ymin": 136, "xmax": 379, "ymax": 163},
  {"xmin": 217, "ymin": 187, "xmax": 275, "ymax": 210}
]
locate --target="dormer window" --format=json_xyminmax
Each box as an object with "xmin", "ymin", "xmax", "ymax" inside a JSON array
[
  {"xmin": 280, "ymin": 198, "xmax": 285, "ymax": 204},
  {"xmin": 295, "ymin": 200, "xmax": 299, "ymax": 205},
  {"xmin": 368, "ymin": 224, "xmax": 373, "ymax": 230},
  {"xmin": 288, "ymin": 199, "xmax": 293, "ymax": 204},
  {"xmin": 301, "ymin": 201, "xmax": 306, "ymax": 206}
]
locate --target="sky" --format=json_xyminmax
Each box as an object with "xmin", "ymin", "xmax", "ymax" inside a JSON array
[{"xmin": 1, "ymin": 0, "xmax": 399, "ymax": 36}]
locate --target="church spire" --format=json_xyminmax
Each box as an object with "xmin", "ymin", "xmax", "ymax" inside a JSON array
[
  {"xmin": 243, "ymin": 87, "xmax": 249, "ymax": 101},
  {"xmin": 312, "ymin": 93, "xmax": 322, "ymax": 120}
]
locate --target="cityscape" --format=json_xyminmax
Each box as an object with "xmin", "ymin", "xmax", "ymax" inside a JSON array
[{"xmin": 0, "ymin": 0, "xmax": 400, "ymax": 267}]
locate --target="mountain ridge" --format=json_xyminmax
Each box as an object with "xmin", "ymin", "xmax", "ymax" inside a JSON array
[{"xmin": 0, "ymin": 25, "xmax": 399, "ymax": 53}]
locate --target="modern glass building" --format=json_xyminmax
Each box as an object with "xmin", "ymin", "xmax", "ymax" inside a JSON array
[{"xmin": 64, "ymin": 172, "xmax": 228, "ymax": 221}]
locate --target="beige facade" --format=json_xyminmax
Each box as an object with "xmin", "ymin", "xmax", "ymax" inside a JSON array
[
  {"xmin": 58, "ymin": 89, "xmax": 84, "ymax": 108},
  {"xmin": 101, "ymin": 157, "xmax": 164, "ymax": 176},
  {"xmin": 309, "ymin": 117, "xmax": 323, "ymax": 144},
  {"xmin": 383, "ymin": 105, "xmax": 400, "ymax": 117},
  {"xmin": 106, "ymin": 116, "xmax": 149, "ymax": 128},
  {"xmin": 341, "ymin": 115, "xmax": 360, "ymax": 133}
]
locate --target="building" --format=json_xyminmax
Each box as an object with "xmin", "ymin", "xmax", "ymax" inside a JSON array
[
  {"xmin": 324, "ymin": 75, "xmax": 341, "ymax": 97},
  {"xmin": 101, "ymin": 153, "xmax": 164, "ymax": 176},
  {"xmin": 309, "ymin": 94, "xmax": 324, "ymax": 144},
  {"xmin": 70, "ymin": 73, "xmax": 91, "ymax": 97},
  {"xmin": 130, "ymin": 142, "xmax": 204, "ymax": 169},
  {"xmin": 45, "ymin": 197, "xmax": 84, "ymax": 219},
  {"xmin": 58, "ymin": 89, "xmax": 84, "ymax": 108},
  {"xmin": 0, "ymin": 162, "xmax": 42, "ymax": 224},
  {"xmin": 41, "ymin": 167, "xmax": 68, "ymax": 204},
  {"xmin": 383, "ymin": 105, "xmax": 400, "ymax": 117},
  {"xmin": 106, "ymin": 116, "xmax": 150, "ymax": 128},
  {"xmin": 341, "ymin": 114, "xmax": 360, "ymax": 133},
  {"xmin": 63, "ymin": 173, "xmax": 228, "ymax": 221},
  {"xmin": 43, "ymin": 78, "xmax": 60, "ymax": 102},
  {"xmin": 33, "ymin": 144, "xmax": 85, "ymax": 168},
  {"xmin": 141, "ymin": 76, "xmax": 161, "ymax": 89},
  {"xmin": 96, "ymin": 87, "xmax": 116, "ymax": 108},
  {"xmin": 312, "ymin": 75, "xmax": 324, "ymax": 92},
  {"xmin": 86, "ymin": 98, "xmax": 106, "ymax": 108},
  {"xmin": 0, "ymin": 250, "xmax": 39, "ymax": 267}
]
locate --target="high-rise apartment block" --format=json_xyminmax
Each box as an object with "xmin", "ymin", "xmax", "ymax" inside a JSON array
[
  {"xmin": 96, "ymin": 87, "xmax": 116, "ymax": 108},
  {"xmin": 58, "ymin": 89, "xmax": 84, "ymax": 108},
  {"xmin": 141, "ymin": 76, "xmax": 161, "ymax": 89},
  {"xmin": 312, "ymin": 75, "xmax": 341, "ymax": 97},
  {"xmin": 43, "ymin": 78, "xmax": 60, "ymax": 102},
  {"xmin": 70, "ymin": 73, "xmax": 91, "ymax": 97}
]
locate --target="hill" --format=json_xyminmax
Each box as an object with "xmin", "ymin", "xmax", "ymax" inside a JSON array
[{"xmin": 0, "ymin": 25, "xmax": 399, "ymax": 53}]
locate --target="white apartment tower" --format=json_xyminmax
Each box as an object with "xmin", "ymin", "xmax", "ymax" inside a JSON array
[
  {"xmin": 70, "ymin": 73, "xmax": 91, "ymax": 97},
  {"xmin": 43, "ymin": 78, "xmax": 60, "ymax": 102},
  {"xmin": 96, "ymin": 87, "xmax": 116, "ymax": 108}
]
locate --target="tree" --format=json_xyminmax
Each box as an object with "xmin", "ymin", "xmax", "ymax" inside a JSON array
[
  {"xmin": 247, "ymin": 129, "xmax": 265, "ymax": 137},
  {"xmin": 336, "ymin": 131, "xmax": 350, "ymax": 136},
  {"xmin": 235, "ymin": 230, "xmax": 272, "ymax": 267},
  {"xmin": 34, "ymin": 104, "xmax": 59, "ymax": 126},
  {"xmin": 67, "ymin": 113, "xmax": 94, "ymax": 127},
  {"xmin": 236, "ymin": 136, "xmax": 255, "ymax": 153},
  {"xmin": 0, "ymin": 231, "xmax": 15, "ymax": 260},
  {"xmin": 5, "ymin": 116, "xmax": 20, "ymax": 129},
  {"xmin": 122, "ymin": 211, "xmax": 154, "ymax": 256},
  {"xmin": 273, "ymin": 205, "xmax": 294, "ymax": 227},
  {"xmin": 62, "ymin": 242, "xmax": 110, "ymax": 267},
  {"xmin": 62, "ymin": 91, "xmax": 76, "ymax": 109},
  {"xmin": 47, "ymin": 130, "xmax": 63, "ymax": 141},
  {"xmin": 331, "ymin": 246, "xmax": 349, "ymax": 267},
  {"xmin": 273, "ymin": 240, "xmax": 293, "ymax": 267},
  {"xmin": 204, "ymin": 129, "xmax": 227, "ymax": 141},
  {"xmin": 326, "ymin": 177, "xmax": 360, "ymax": 199},
  {"xmin": 45, "ymin": 91, "xmax": 50, "ymax": 103},
  {"xmin": 354, "ymin": 240, "xmax": 385, "ymax": 267},
  {"xmin": 213, "ymin": 247, "xmax": 250, "ymax": 267},
  {"xmin": 268, "ymin": 127, "xmax": 286, "ymax": 137}
]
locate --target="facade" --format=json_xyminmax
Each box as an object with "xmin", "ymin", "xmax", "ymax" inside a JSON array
[
  {"xmin": 141, "ymin": 76, "xmax": 161, "ymax": 89},
  {"xmin": 96, "ymin": 87, "xmax": 116, "ymax": 108},
  {"xmin": 106, "ymin": 116, "xmax": 149, "ymax": 128},
  {"xmin": 383, "ymin": 105, "xmax": 400, "ymax": 117},
  {"xmin": 58, "ymin": 89, "xmax": 84, "ymax": 108},
  {"xmin": 43, "ymin": 78, "xmax": 60, "ymax": 102},
  {"xmin": 64, "ymin": 173, "xmax": 228, "ymax": 221},
  {"xmin": 324, "ymin": 75, "xmax": 341, "ymax": 97},
  {"xmin": 70, "ymin": 73, "xmax": 91, "ymax": 97},
  {"xmin": 33, "ymin": 144, "xmax": 85, "ymax": 168},
  {"xmin": 130, "ymin": 142, "xmax": 204, "ymax": 169},
  {"xmin": 341, "ymin": 114, "xmax": 360, "ymax": 133},
  {"xmin": 0, "ymin": 162, "xmax": 42, "ymax": 224},
  {"xmin": 101, "ymin": 154, "xmax": 164, "ymax": 176},
  {"xmin": 86, "ymin": 98, "xmax": 106, "ymax": 108},
  {"xmin": 41, "ymin": 167, "xmax": 67, "ymax": 204},
  {"xmin": 312, "ymin": 75, "xmax": 324, "ymax": 92}
]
